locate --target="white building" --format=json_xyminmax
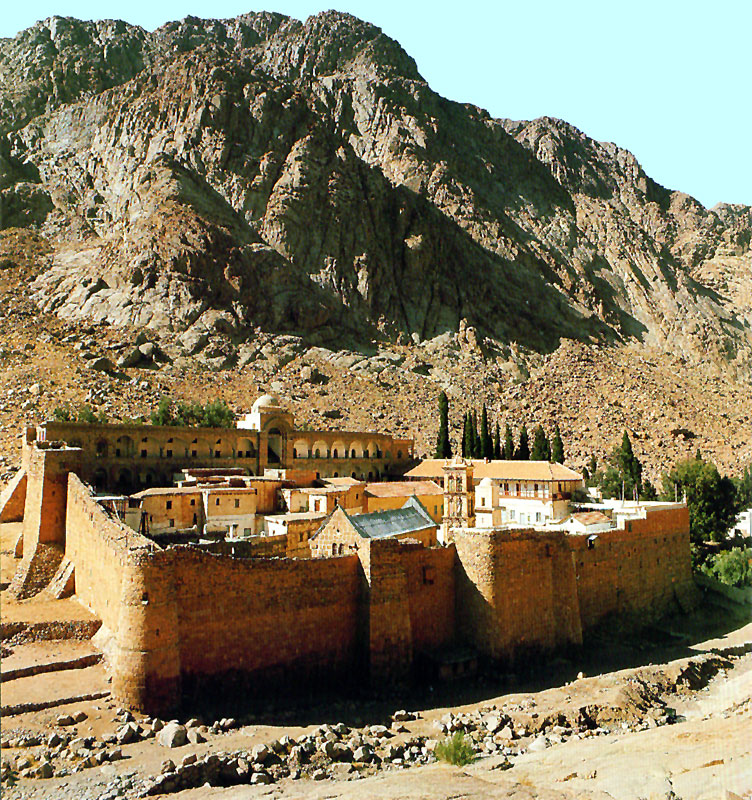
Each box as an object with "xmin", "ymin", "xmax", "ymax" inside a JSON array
[{"xmin": 731, "ymin": 508, "xmax": 752, "ymax": 539}]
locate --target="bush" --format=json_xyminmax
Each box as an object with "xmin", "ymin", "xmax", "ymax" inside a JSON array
[
  {"xmin": 700, "ymin": 548, "xmax": 752, "ymax": 589},
  {"xmin": 150, "ymin": 397, "xmax": 235, "ymax": 428},
  {"xmin": 52, "ymin": 404, "xmax": 107, "ymax": 424},
  {"xmin": 434, "ymin": 731, "xmax": 476, "ymax": 766}
]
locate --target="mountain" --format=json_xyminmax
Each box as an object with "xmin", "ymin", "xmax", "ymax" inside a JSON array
[{"xmin": 1, "ymin": 11, "xmax": 749, "ymax": 375}]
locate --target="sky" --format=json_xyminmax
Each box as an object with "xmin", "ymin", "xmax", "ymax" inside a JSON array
[{"xmin": 3, "ymin": 1, "xmax": 750, "ymax": 208}]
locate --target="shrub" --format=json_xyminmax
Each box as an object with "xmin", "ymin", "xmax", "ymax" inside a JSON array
[
  {"xmin": 52, "ymin": 404, "xmax": 106, "ymax": 424},
  {"xmin": 700, "ymin": 548, "xmax": 752, "ymax": 589},
  {"xmin": 434, "ymin": 731, "xmax": 476, "ymax": 766},
  {"xmin": 150, "ymin": 397, "xmax": 235, "ymax": 428}
]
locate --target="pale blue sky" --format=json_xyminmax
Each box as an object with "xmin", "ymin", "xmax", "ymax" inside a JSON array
[{"xmin": 3, "ymin": 1, "xmax": 750, "ymax": 208}]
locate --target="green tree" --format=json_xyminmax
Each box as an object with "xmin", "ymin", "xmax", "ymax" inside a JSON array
[
  {"xmin": 480, "ymin": 404, "xmax": 493, "ymax": 460},
  {"xmin": 551, "ymin": 424, "xmax": 565, "ymax": 464},
  {"xmin": 661, "ymin": 457, "xmax": 738, "ymax": 545},
  {"xmin": 735, "ymin": 465, "xmax": 752, "ymax": 509},
  {"xmin": 700, "ymin": 548, "xmax": 752, "ymax": 588},
  {"xmin": 151, "ymin": 397, "xmax": 234, "ymax": 428},
  {"xmin": 503, "ymin": 424, "xmax": 514, "ymax": 460},
  {"xmin": 641, "ymin": 478, "xmax": 658, "ymax": 501},
  {"xmin": 493, "ymin": 422, "xmax": 501, "ymax": 460},
  {"xmin": 151, "ymin": 397, "xmax": 175, "ymax": 426},
  {"xmin": 462, "ymin": 412, "xmax": 472, "ymax": 459},
  {"xmin": 597, "ymin": 433, "xmax": 642, "ymax": 500},
  {"xmin": 588, "ymin": 454, "xmax": 598, "ymax": 477},
  {"xmin": 52, "ymin": 406, "xmax": 72, "ymax": 422},
  {"xmin": 515, "ymin": 424, "xmax": 530, "ymax": 460},
  {"xmin": 435, "ymin": 391, "xmax": 452, "ymax": 458},
  {"xmin": 531, "ymin": 424, "xmax": 551, "ymax": 461}
]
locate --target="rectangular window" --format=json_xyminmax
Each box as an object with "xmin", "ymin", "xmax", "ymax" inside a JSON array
[
  {"xmin": 166, "ymin": 500, "xmax": 172, "ymax": 510},
  {"xmin": 141, "ymin": 449, "xmax": 147, "ymax": 458},
  {"xmin": 169, "ymin": 519, "xmax": 174, "ymax": 528},
  {"xmin": 510, "ymin": 510, "xmax": 516, "ymax": 520},
  {"xmin": 215, "ymin": 450, "xmax": 221, "ymax": 458},
  {"xmin": 535, "ymin": 512, "xmax": 541, "ymax": 522},
  {"xmin": 191, "ymin": 450, "xmax": 197, "ymax": 457},
  {"xmin": 190, "ymin": 499, "xmax": 195, "ymax": 506},
  {"xmin": 234, "ymin": 499, "xmax": 240, "ymax": 509},
  {"xmin": 215, "ymin": 498, "xmax": 220, "ymax": 506},
  {"xmin": 166, "ymin": 449, "xmax": 172, "ymax": 458},
  {"xmin": 422, "ymin": 566, "xmax": 435, "ymax": 585}
]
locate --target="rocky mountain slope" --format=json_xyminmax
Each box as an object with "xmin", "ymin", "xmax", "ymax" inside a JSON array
[
  {"xmin": 0, "ymin": 11, "xmax": 750, "ymax": 481},
  {"xmin": 1, "ymin": 12, "xmax": 750, "ymax": 371}
]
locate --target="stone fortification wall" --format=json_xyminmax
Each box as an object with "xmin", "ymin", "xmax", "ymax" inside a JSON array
[
  {"xmin": 65, "ymin": 477, "xmax": 364, "ymax": 711},
  {"xmin": 453, "ymin": 507, "xmax": 692, "ymax": 665},
  {"xmin": 453, "ymin": 530, "xmax": 581, "ymax": 663},
  {"xmin": 65, "ymin": 475, "xmax": 181, "ymax": 714},
  {"xmin": 9, "ymin": 443, "xmax": 83, "ymax": 599},
  {"xmin": 0, "ymin": 470, "xmax": 27, "ymax": 523},
  {"xmin": 172, "ymin": 550, "xmax": 362, "ymax": 704},
  {"xmin": 356, "ymin": 538, "xmax": 455, "ymax": 684},
  {"xmin": 571, "ymin": 505, "xmax": 693, "ymax": 627}
]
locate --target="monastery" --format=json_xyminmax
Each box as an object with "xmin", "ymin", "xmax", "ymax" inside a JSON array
[{"xmin": 0, "ymin": 396, "xmax": 697, "ymax": 714}]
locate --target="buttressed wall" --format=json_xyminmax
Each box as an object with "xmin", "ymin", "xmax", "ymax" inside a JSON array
[
  {"xmin": 453, "ymin": 506, "xmax": 694, "ymax": 666},
  {"xmin": 5, "ymin": 440, "xmax": 694, "ymax": 713}
]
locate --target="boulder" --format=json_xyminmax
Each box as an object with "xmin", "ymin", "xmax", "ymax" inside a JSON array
[
  {"xmin": 90, "ymin": 356, "xmax": 117, "ymax": 373},
  {"xmin": 116, "ymin": 722, "xmax": 140, "ymax": 745},
  {"xmin": 251, "ymin": 743, "xmax": 270, "ymax": 764},
  {"xmin": 157, "ymin": 722, "xmax": 188, "ymax": 748}
]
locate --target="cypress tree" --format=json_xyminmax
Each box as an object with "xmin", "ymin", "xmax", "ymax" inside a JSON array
[
  {"xmin": 515, "ymin": 424, "xmax": 530, "ymax": 460},
  {"xmin": 551, "ymin": 423, "xmax": 564, "ymax": 464},
  {"xmin": 463, "ymin": 412, "xmax": 474, "ymax": 459},
  {"xmin": 480, "ymin": 404, "xmax": 493, "ymax": 459},
  {"xmin": 435, "ymin": 391, "xmax": 452, "ymax": 458},
  {"xmin": 461, "ymin": 412, "xmax": 470, "ymax": 458},
  {"xmin": 503, "ymin": 423, "xmax": 514, "ymax": 460},
  {"xmin": 531, "ymin": 424, "xmax": 550, "ymax": 461},
  {"xmin": 493, "ymin": 422, "xmax": 501, "ymax": 459},
  {"xmin": 470, "ymin": 411, "xmax": 480, "ymax": 458},
  {"xmin": 616, "ymin": 431, "xmax": 642, "ymax": 498}
]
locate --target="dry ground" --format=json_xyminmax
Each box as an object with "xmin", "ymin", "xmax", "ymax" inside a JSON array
[{"xmin": 1, "ymin": 518, "xmax": 750, "ymax": 800}]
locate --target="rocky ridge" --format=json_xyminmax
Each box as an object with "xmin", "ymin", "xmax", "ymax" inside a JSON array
[{"xmin": 1, "ymin": 11, "xmax": 750, "ymax": 377}]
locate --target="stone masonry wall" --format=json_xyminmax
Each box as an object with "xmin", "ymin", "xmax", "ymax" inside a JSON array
[
  {"xmin": 0, "ymin": 470, "xmax": 27, "ymax": 523},
  {"xmin": 171, "ymin": 549, "xmax": 362, "ymax": 704},
  {"xmin": 65, "ymin": 475, "xmax": 182, "ymax": 714},
  {"xmin": 453, "ymin": 529, "xmax": 582, "ymax": 664},
  {"xmin": 571, "ymin": 505, "xmax": 693, "ymax": 628}
]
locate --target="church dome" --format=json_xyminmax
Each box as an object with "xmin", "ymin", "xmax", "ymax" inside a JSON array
[{"xmin": 252, "ymin": 394, "xmax": 281, "ymax": 412}]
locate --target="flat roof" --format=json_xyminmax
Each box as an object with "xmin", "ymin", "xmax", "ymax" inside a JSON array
[{"xmin": 265, "ymin": 511, "xmax": 328, "ymax": 522}]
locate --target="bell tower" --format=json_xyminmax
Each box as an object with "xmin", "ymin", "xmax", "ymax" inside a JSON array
[{"xmin": 442, "ymin": 459, "xmax": 475, "ymax": 540}]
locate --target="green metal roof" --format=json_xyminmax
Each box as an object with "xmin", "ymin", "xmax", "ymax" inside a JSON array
[{"xmin": 348, "ymin": 496, "xmax": 435, "ymax": 539}]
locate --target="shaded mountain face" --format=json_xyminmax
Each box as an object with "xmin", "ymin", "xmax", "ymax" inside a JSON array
[{"xmin": 1, "ymin": 11, "xmax": 750, "ymax": 374}]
